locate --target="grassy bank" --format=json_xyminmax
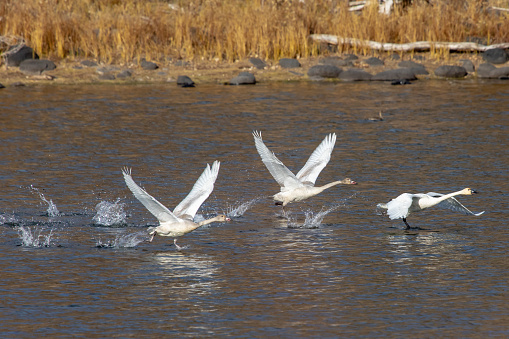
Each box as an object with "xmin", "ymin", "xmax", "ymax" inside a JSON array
[{"xmin": 1, "ymin": 0, "xmax": 509, "ymax": 65}]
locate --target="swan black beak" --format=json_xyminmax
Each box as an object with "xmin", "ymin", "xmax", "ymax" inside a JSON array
[{"xmin": 471, "ymin": 189, "xmax": 478, "ymax": 194}]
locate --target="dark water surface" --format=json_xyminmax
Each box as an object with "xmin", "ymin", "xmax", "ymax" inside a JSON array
[{"xmin": 0, "ymin": 80, "xmax": 508, "ymax": 337}]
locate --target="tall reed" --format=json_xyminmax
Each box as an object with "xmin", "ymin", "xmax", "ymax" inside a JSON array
[{"xmin": 0, "ymin": 0, "xmax": 507, "ymax": 64}]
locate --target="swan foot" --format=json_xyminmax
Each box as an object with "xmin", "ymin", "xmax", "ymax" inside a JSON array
[{"xmin": 148, "ymin": 233, "xmax": 155, "ymax": 242}]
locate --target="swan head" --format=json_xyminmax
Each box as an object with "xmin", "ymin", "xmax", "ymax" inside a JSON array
[
  {"xmin": 342, "ymin": 178, "xmax": 357, "ymax": 185},
  {"xmin": 216, "ymin": 214, "xmax": 231, "ymax": 222},
  {"xmin": 462, "ymin": 188, "xmax": 477, "ymax": 195}
]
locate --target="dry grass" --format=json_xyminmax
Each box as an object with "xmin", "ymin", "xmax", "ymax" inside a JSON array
[{"xmin": 0, "ymin": 0, "xmax": 508, "ymax": 64}]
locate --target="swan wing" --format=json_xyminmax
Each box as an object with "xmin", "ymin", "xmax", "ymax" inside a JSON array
[
  {"xmin": 386, "ymin": 193, "xmax": 414, "ymax": 220},
  {"xmin": 426, "ymin": 192, "xmax": 485, "ymax": 216},
  {"xmin": 173, "ymin": 161, "xmax": 220, "ymax": 219},
  {"xmin": 252, "ymin": 131, "xmax": 302, "ymax": 190},
  {"xmin": 296, "ymin": 133, "xmax": 336, "ymax": 185},
  {"xmin": 122, "ymin": 167, "xmax": 179, "ymax": 223}
]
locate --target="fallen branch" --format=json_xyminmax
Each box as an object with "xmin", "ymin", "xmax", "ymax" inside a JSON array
[{"xmin": 309, "ymin": 34, "xmax": 509, "ymax": 52}]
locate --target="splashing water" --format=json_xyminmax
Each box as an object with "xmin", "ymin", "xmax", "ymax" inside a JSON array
[
  {"xmin": 95, "ymin": 231, "xmax": 146, "ymax": 248},
  {"xmin": 0, "ymin": 214, "xmax": 19, "ymax": 226},
  {"xmin": 287, "ymin": 204, "xmax": 342, "ymax": 229},
  {"xmin": 30, "ymin": 185, "xmax": 59, "ymax": 217},
  {"xmin": 226, "ymin": 197, "xmax": 261, "ymax": 218},
  {"xmin": 93, "ymin": 199, "xmax": 127, "ymax": 226},
  {"xmin": 16, "ymin": 226, "xmax": 55, "ymax": 247}
]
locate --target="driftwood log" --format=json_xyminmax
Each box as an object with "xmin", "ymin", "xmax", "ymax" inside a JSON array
[{"xmin": 309, "ymin": 34, "xmax": 509, "ymax": 52}]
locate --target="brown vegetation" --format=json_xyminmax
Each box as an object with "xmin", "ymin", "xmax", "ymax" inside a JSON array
[{"xmin": 0, "ymin": 0, "xmax": 508, "ymax": 64}]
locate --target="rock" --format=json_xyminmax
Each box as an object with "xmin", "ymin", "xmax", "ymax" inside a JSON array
[
  {"xmin": 489, "ymin": 67, "xmax": 509, "ymax": 79},
  {"xmin": 307, "ymin": 65, "xmax": 342, "ymax": 78},
  {"xmin": 116, "ymin": 70, "xmax": 132, "ymax": 78},
  {"xmin": 477, "ymin": 63, "xmax": 496, "ymax": 78},
  {"xmin": 81, "ymin": 60, "xmax": 98, "ymax": 67},
  {"xmin": 141, "ymin": 59, "xmax": 159, "ymax": 70},
  {"xmin": 398, "ymin": 60, "xmax": 428, "ymax": 75},
  {"xmin": 339, "ymin": 69, "xmax": 372, "ymax": 81},
  {"xmin": 460, "ymin": 59, "xmax": 475, "ymax": 73},
  {"xmin": 372, "ymin": 68, "xmax": 417, "ymax": 81},
  {"xmin": 98, "ymin": 73, "xmax": 116, "ymax": 80},
  {"xmin": 249, "ymin": 57, "xmax": 266, "ymax": 69},
  {"xmin": 413, "ymin": 55, "xmax": 425, "ymax": 61},
  {"xmin": 19, "ymin": 59, "xmax": 56, "ymax": 75},
  {"xmin": 4, "ymin": 45, "xmax": 39, "ymax": 67},
  {"xmin": 363, "ymin": 57, "xmax": 384, "ymax": 66},
  {"xmin": 279, "ymin": 58, "xmax": 300, "ymax": 68},
  {"xmin": 319, "ymin": 57, "xmax": 353, "ymax": 67},
  {"xmin": 343, "ymin": 54, "xmax": 358, "ymax": 61},
  {"xmin": 0, "ymin": 83, "xmax": 5, "ymax": 89},
  {"xmin": 482, "ymin": 48, "xmax": 509, "ymax": 64},
  {"xmin": 390, "ymin": 53, "xmax": 401, "ymax": 60},
  {"xmin": 434, "ymin": 65, "xmax": 467, "ymax": 78},
  {"xmin": 229, "ymin": 72, "xmax": 256, "ymax": 85},
  {"xmin": 177, "ymin": 75, "xmax": 195, "ymax": 87}
]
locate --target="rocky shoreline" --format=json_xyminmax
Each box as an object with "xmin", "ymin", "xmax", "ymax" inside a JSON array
[{"xmin": 1, "ymin": 45, "xmax": 509, "ymax": 88}]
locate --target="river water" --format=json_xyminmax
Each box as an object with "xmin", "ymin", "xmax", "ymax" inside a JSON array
[{"xmin": 0, "ymin": 80, "xmax": 508, "ymax": 337}]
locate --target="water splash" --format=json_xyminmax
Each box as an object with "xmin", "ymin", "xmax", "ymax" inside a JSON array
[
  {"xmin": 226, "ymin": 197, "xmax": 261, "ymax": 218},
  {"xmin": 95, "ymin": 231, "xmax": 146, "ymax": 248},
  {"xmin": 16, "ymin": 225, "xmax": 55, "ymax": 247},
  {"xmin": 287, "ymin": 204, "xmax": 342, "ymax": 229},
  {"xmin": 30, "ymin": 185, "xmax": 59, "ymax": 217},
  {"xmin": 0, "ymin": 214, "xmax": 19, "ymax": 225},
  {"xmin": 92, "ymin": 199, "xmax": 127, "ymax": 226}
]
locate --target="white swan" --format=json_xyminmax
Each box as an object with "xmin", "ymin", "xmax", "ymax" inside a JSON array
[
  {"xmin": 377, "ymin": 187, "xmax": 484, "ymax": 229},
  {"xmin": 122, "ymin": 161, "xmax": 230, "ymax": 250},
  {"xmin": 252, "ymin": 131, "xmax": 356, "ymax": 213}
]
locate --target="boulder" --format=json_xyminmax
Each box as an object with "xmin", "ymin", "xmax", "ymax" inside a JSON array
[
  {"xmin": 460, "ymin": 59, "xmax": 475, "ymax": 73},
  {"xmin": 249, "ymin": 57, "xmax": 266, "ymax": 70},
  {"xmin": 279, "ymin": 58, "xmax": 300, "ymax": 68},
  {"xmin": 229, "ymin": 72, "xmax": 256, "ymax": 85},
  {"xmin": 319, "ymin": 57, "xmax": 353, "ymax": 67},
  {"xmin": 372, "ymin": 68, "xmax": 417, "ymax": 81},
  {"xmin": 4, "ymin": 45, "xmax": 39, "ymax": 67},
  {"xmin": 343, "ymin": 54, "xmax": 359, "ymax": 61},
  {"xmin": 19, "ymin": 59, "xmax": 56, "ymax": 75},
  {"xmin": 434, "ymin": 65, "xmax": 467, "ymax": 78},
  {"xmin": 0, "ymin": 83, "xmax": 5, "ymax": 89},
  {"xmin": 489, "ymin": 67, "xmax": 509, "ymax": 79},
  {"xmin": 477, "ymin": 63, "xmax": 497, "ymax": 78},
  {"xmin": 363, "ymin": 57, "xmax": 384, "ymax": 66},
  {"xmin": 116, "ymin": 70, "xmax": 132, "ymax": 79},
  {"xmin": 339, "ymin": 69, "xmax": 372, "ymax": 81},
  {"xmin": 177, "ymin": 75, "xmax": 195, "ymax": 87},
  {"xmin": 98, "ymin": 73, "xmax": 116, "ymax": 80},
  {"xmin": 307, "ymin": 65, "xmax": 342, "ymax": 78},
  {"xmin": 482, "ymin": 48, "xmax": 509, "ymax": 64},
  {"xmin": 81, "ymin": 60, "xmax": 98, "ymax": 67},
  {"xmin": 141, "ymin": 59, "xmax": 159, "ymax": 70}
]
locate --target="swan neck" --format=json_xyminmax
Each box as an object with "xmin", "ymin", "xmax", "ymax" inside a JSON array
[
  {"xmin": 197, "ymin": 216, "xmax": 222, "ymax": 227},
  {"xmin": 434, "ymin": 190, "xmax": 465, "ymax": 204},
  {"xmin": 318, "ymin": 181, "xmax": 343, "ymax": 191}
]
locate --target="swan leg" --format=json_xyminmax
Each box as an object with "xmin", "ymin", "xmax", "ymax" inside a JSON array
[
  {"xmin": 174, "ymin": 238, "xmax": 182, "ymax": 251},
  {"xmin": 149, "ymin": 233, "xmax": 155, "ymax": 242},
  {"xmin": 403, "ymin": 218, "xmax": 411, "ymax": 229}
]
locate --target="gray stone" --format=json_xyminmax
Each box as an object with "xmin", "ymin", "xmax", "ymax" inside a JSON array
[
  {"xmin": 391, "ymin": 53, "xmax": 401, "ymax": 60},
  {"xmin": 364, "ymin": 57, "xmax": 384, "ymax": 66},
  {"xmin": 307, "ymin": 65, "xmax": 342, "ymax": 78},
  {"xmin": 98, "ymin": 73, "xmax": 116, "ymax": 80},
  {"xmin": 81, "ymin": 60, "xmax": 98, "ymax": 67},
  {"xmin": 116, "ymin": 70, "xmax": 132, "ymax": 78},
  {"xmin": 319, "ymin": 57, "xmax": 353, "ymax": 67},
  {"xmin": 249, "ymin": 57, "xmax": 266, "ymax": 69},
  {"xmin": 279, "ymin": 58, "xmax": 300, "ymax": 68},
  {"xmin": 489, "ymin": 67, "xmax": 509, "ymax": 79},
  {"xmin": 398, "ymin": 60, "xmax": 425, "ymax": 69},
  {"xmin": 477, "ymin": 63, "xmax": 497, "ymax": 78},
  {"xmin": 482, "ymin": 48, "xmax": 509, "ymax": 64},
  {"xmin": 0, "ymin": 83, "xmax": 4, "ymax": 89},
  {"xmin": 229, "ymin": 72, "xmax": 256, "ymax": 85},
  {"xmin": 339, "ymin": 69, "xmax": 372, "ymax": 81},
  {"xmin": 141, "ymin": 60, "xmax": 159, "ymax": 70},
  {"xmin": 19, "ymin": 59, "xmax": 56, "ymax": 75},
  {"xmin": 434, "ymin": 65, "xmax": 467, "ymax": 78},
  {"xmin": 4, "ymin": 45, "xmax": 39, "ymax": 67},
  {"xmin": 177, "ymin": 75, "xmax": 195, "ymax": 87},
  {"xmin": 460, "ymin": 59, "xmax": 475, "ymax": 73},
  {"xmin": 344, "ymin": 54, "xmax": 358, "ymax": 61},
  {"xmin": 372, "ymin": 68, "xmax": 417, "ymax": 81}
]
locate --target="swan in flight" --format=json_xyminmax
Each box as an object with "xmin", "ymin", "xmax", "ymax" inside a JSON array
[
  {"xmin": 377, "ymin": 187, "xmax": 484, "ymax": 229},
  {"xmin": 122, "ymin": 161, "xmax": 230, "ymax": 250},
  {"xmin": 252, "ymin": 131, "xmax": 356, "ymax": 213}
]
